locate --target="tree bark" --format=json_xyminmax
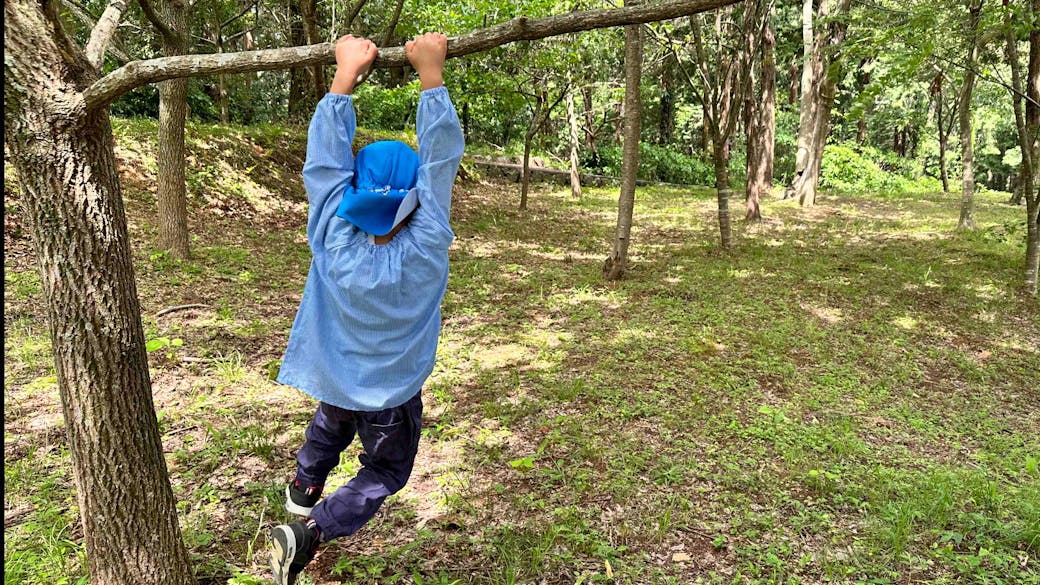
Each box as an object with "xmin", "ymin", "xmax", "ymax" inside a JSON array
[
  {"xmin": 288, "ymin": 1, "xmax": 309, "ymax": 119},
  {"xmin": 583, "ymin": 86, "xmax": 597, "ymax": 149},
  {"xmin": 715, "ymin": 140, "xmax": 734, "ymax": 247},
  {"xmin": 793, "ymin": 0, "xmax": 814, "ymax": 186},
  {"xmin": 84, "ymin": 0, "xmax": 128, "ymax": 68},
  {"xmin": 4, "ymin": 2, "xmax": 196, "ymax": 583},
  {"xmin": 792, "ymin": 0, "xmax": 851, "ymax": 207},
  {"xmin": 745, "ymin": 1, "xmax": 775, "ymax": 221},
  {"xmin": 156, "ymin": 0, "xmax": 192, "ymax": 258},
  {"xmin": 1005, "ymin": 0, "xmax": 1031, "ymax": 207},
  {"xmin": 1024, "ymin": 0, "xmax": 1040, "ymax": 296},
  {"xmin": 302, "ymin": 0, "xmax": 326, "ymax": 96},
  {"xmin": 604, "ymin": 1, "xmax": 643, "ymax": 280},
  {"xmin": 659, "ymin": 53, "xmax": 677, "ymax": 144},
  {"xmin": 957, "ymin": 0, "xmax": 983, "ymax": 231},
  {"xmin": 85, "ymin": 0, "xmax": 743, "ymax": 108},
  {"xmin": 566, "ymin": 85, "xmax": 584, "ymax": 198}
]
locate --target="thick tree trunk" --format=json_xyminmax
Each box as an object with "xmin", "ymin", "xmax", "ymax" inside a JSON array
[
  {"xmin": 604, "ymin": 2, "xmax": 643, "ymax": 280},
  {"xmin": 566, "ymin": 86, "xmax": 583, "ymax": 198},
  {"xmin": 957, "ymin": 0, "xmax": 983, "ymax": 231},
  {"xmin": 4, "ymin": 2, "xmax": 196, "ymax": 583},
  {"xmin": 792, "ymin": 0, "xmax": 850, "ymax": 207},
  {"xmin": 157, "ymin": 0, "xmax": 192, "ymax": 258}
]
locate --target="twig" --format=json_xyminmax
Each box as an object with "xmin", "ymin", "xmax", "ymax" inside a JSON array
[{"xmin": 156, "ymin": 303, "xmax": 209, "ymax": 317}]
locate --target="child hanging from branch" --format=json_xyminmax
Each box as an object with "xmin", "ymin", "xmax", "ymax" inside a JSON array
[{"xmin": 268, "ymin": 32, "xmax": 464, "ymax": 585}]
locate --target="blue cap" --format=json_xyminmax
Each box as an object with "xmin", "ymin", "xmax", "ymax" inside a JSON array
[{"xmin": 335, "ymin": 140, "xmax": 420, "ymax": 236}]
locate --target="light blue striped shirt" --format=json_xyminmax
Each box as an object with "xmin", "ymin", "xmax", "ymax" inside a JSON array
[{"xmin": 277, "ymin": 87, "xmax": 465, "ymax": 411}]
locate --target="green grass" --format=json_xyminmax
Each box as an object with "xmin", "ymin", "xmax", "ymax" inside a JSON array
[{"xmin": 4, "ymin": 121, "xmax": 1039, "ymax": 584}]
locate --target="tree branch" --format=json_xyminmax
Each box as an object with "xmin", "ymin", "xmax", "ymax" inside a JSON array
[
  {"xmin": 84, "ymin": 0, "xmax": 740, "ymax": 109},
  {"xmin": 221, "ymin": 0, "xmax": 257, "ymax": 29},
  {"xmin": 58, "ymin": 0, "xmax": 133, "ymax": 62},
  {"xmin": 137, "ymin": 0, "xmax": 176, "ymax": 44},
  {"xmin": 382, "ymin": 0, "xmax": 406, "ymax": 46},
  {"xmin": 85, "ymin": 0, "xmax": 128, "ymax": 68}
]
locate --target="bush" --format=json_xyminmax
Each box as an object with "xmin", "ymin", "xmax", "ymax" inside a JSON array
[
  {"xmin": 821, "ymin": 142, "xmax": 942, "ymax": 194},
  {"xmin": 353, "ymin": 81, "xmax": 421, "ymax": 131},
  {"xmin": 582, "ymin": 143, "xmax": 717, "ymax": 186}
]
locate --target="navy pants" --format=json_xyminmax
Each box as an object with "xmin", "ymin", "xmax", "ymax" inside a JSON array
[{"xmin": 295, "ymin": 392, "xmax": 423, "ymax": 540}]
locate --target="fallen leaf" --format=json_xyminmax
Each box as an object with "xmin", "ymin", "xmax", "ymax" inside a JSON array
[{"xmin": 672, "ymin": 552, "xmax": 692, "ymax": 563}]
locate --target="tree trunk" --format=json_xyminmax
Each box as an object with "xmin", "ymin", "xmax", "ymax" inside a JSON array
[
  {"xmin": 715, "ymin": 140, "xmax": 733, "ymax": 248},
  {"xmin": 792, "ymin": 0, "xmax": 851, "ymax": 207},
  {"xmin": 1004, "ymin": 0, "xmax": 1031, "ymax": 207},
  {"xmin": 583, "ymin": 86, "xmax": 597, "ymax": 149},
  {"xmin": 1024, "ymin": 0, "xmax": 1040, "ymax": 296},
  {"xmin": 288, "ymin": 0, "xmax": 309, "ymax": 119},
  {"xmin": 939, "ymin": 132, "xmax": 950, "ymax": 193},
  {"xmin": 520, "ymin": 129, "xmax": 534, "ymax": 210},
  {"xmin": 4, "ymin": 2, "xmax": 196, "ymax": 583},
  {"xmin": 659, "ymin": 53, "xmax": 676, "ymax": 144},
  {"xmin": 604, "ymin": 1, "xmax": 643, "ymax": 280},
  {"xmin": 793, "ymin": 0, "xmax": 814, "ymax": 185},
  {"xmin": 957, "ymin": 0, "xmax": 983, "ymax": 231},
  {"xmin": 215, "ymin": 34, "xmax": 230, "ymax": 124},
  {"xmin": 301, "ymin": 0, "xmax": 326, "ymax": 97},
  {"xmin": 789, "ymin": 56, "xmax": 800, "ymax": 106},
  {"xmin": 745, "ymin": 2, "xmax": 775, "ymax": 221},
  {"xmin": 567, "ymin": 86, "xmax": 583, "ymax": 198},
  {"xmin": 157, "ymin": 0, "xmax": 192, "ymax": 258},
  {"xmin": 855, "ymin": 58, "xmax": 872, "ymax": 145}
]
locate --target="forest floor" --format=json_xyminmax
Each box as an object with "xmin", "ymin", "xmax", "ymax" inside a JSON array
[{"xmin": 4, "ymin": 119, "xmax": 1039, "ymax": 585}]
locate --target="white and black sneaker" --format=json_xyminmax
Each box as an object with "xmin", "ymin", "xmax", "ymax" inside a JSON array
[
  {"xmin": 285, "ymin": 479, "xmax": 323, "ymax": 516},
  {"xmin": 269, "ymin": 519, "xmax": 321, "ymax": 585}
]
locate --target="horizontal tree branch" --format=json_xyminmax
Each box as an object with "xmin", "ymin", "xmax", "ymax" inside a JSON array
[
  {"xmin": 84, "ymin": 0, "xmax": 740, "ymax": 109},
  {"xmin": 85, "ymin": 0, "xmax": 128, "ymax": 68}
]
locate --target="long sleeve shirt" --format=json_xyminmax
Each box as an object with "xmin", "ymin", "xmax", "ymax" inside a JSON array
[{"xmin": 277, "ymin": 87, "xmax": 465, "ymax": 411}]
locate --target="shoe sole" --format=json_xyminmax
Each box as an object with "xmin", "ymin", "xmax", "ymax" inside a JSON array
[
  {"xmin": 269, "ymin": 525, "xmax": 296, "ymax": 585},
  {"xmin": 285, "ymin": 485, "xmax": 315, "ymax": 517}
]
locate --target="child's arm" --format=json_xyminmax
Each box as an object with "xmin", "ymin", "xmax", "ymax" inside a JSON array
[
  {"xmin": 408, "ymin": 33, "xmax": 465, "ymax": 247},
  {"xmin": 302, "ymin": 35, "xmax": 377, "ymax": 250}
]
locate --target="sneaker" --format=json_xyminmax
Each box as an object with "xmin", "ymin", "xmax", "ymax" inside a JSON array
[
  {"xmin": 269, "ymin": 519, "xmax": 320, "ymax": 585},
  {"xmin": 286, "ymin": 479, "xmax": 323, "ymax": 516}
]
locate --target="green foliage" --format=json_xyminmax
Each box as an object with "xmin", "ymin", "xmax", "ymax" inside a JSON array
[
  {"xmin": 583, "ymin": 143, "xmax": 716, "ymax": 186},
  {"xmin": 353, "ymin": 81, "xmax": 422, "ymax": 132},
  {"xmin": 821, "ymin": 141, "xmax": 943, "ymax": 194}
]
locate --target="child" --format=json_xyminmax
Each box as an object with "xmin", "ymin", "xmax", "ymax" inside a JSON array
[{"xmin": 269, "ymin": 32, "xmax": 464, "ymax": 585}]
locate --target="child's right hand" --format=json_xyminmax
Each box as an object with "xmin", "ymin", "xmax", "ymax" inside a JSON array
[
  {"xmin": 330, "ymin": 35, "xmax": 377, "ymax": 94},
  {"xmin": 406, "ymin": 33, "xmax": 447, "ymax": 90}
]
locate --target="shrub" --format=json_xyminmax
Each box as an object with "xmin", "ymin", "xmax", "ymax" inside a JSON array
[
  {"xmin": 821, "ymin": 141, "xmax": 942, "ymax": 194},
  {"xmin": 582, "ymin": 143, "xmax": 720, "ymax": 186}
]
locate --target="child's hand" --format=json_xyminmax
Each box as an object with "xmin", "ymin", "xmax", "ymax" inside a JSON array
[
  {"xmin": 330, "ymin": 35, "xmax": 377, "ymax": 95},
  {"xmin": 406, "ymin": 32, "xmax": 447, "ymax": 91}
]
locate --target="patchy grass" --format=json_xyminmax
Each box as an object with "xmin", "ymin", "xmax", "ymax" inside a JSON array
[{"xmin": 4, "ymin": 119, "xmax": 1038, "ymax": 585}]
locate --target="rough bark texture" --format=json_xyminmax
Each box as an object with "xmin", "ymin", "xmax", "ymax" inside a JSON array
[
  {"xmin": 957, "ymin": 0, "xmax": 983, "ymax": 231},
  {"xmin": 567, "ymin": 86, "xmax": 584, "ymax": 198},
  {"xmin": 793, "ymin": 0, "xmax": 814, "ymax": 186},
  {"xmin": 791, "ymin": 0, "xmax": 851, "ymax": 207},
  {"xmin": 4, "ymin": 2, "xmax": 196, "ymax": 583},
  {"xmin": 156, "ymin": 0, "xmax": 192, "ymax": 258},
  {"xmin": 303, "ymin": 0, "xmax": 326, "ymax": 95},
  {"xmin": 745, "ymin": 2, "xmax": 775, "ymax": 221},
  {"xmin": 604, "ymin": 2, "xmax": 643, "ymax": 280},
  {"xmin": 1025, "ymin": 0, "xmax": 1040, "ymax": 296},
  {"xmin": 84, "ymin": 0, "xmax": 127, "ymax": 68},
  {"xmin": 85, "ymin": 0, "xmax": 741, "ymax": 108},
  {"xmin": 1005, "ymin": 0, "xmax": 1031, "ymax": 207}
]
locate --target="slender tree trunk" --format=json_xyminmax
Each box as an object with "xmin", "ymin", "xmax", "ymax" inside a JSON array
[
  {"xmin": 288, "ymin": 1, "xmax": 308, "ymax": 119},
  {"xmin": 566, "ymin": 86, "xmax": 583, "ymax": 198},
  {"xmin": 1005, "ymin": 0, "xmax": 1031, "ymax": 207},
  {"xmin": 789, "ymin": 56, "xmax": 799, "ymax": 105},
  {"xmin": 715, "ymin": 140, "xmax": 734, "ymax": 247},
  {"xmin": 302, "ymin": 0, "xmax": 326, "ymax": 96},
  {"xmin": 793, "ymin": 0, "xmax": 814, "ymax": 183},
  {"xmin": 520, "ymin": 129, "xmax": 534, "ymax": 210},
  {"xmin": 659, "ymin": 53, "xmax": 676, "ymax": 144},
  {"xmin": 957, "ymin": 0, "xmax": 983, "ymax": 231},
  {"xmin": 157, "ymin": 0, "xmax": 191, "ymax": 258},
  {"xmin": 746, "ymin": 2, "xmax": 775, "ymax": 221},
  {"xmin": 1024, "ymin": 0, "xmax": 1040, "ymax": 295},
  {"xmin": 4, "ymin": 3, "xmax": 196, "ymax": 583},
  {"xmin": 583, "ymin": 86, "xmax": 597, "ymax": 149},
  {"xmin": 934, "ymin": 76, "xmax": 952, "ymax": 193},
  {"xmin": 216, "ymin": 35, "xmax": 230, "ymax": 124},
  {"xmin": 604, "ymin": 1, "xmax": 643, "ymax": 280},
  {"xmin": 854, "ymin": 58, "xmax": 872, "ymax": 144}
]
